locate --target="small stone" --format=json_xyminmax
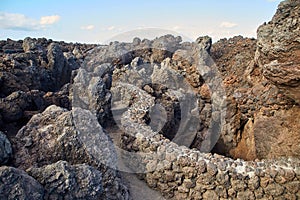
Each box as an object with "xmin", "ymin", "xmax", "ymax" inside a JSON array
[
  {"xmin": 237, "ymin": 190, "xmax": 255, "ymax": 200},
  {"xmin": 203, "ymin": 190, "xmax": 218, "ymax": 200},
  {"xmin": 284, "ymin": 169, "xmax": 296, "ymax": 181},
  {"xmin": 248, "ymin": 176, "xmax": 260, "ymax": 191},
  {"xmin": 227, "ymin": 188, "xmax": 236, "ymax": 197},
  {"xmin": 285, "ymin": 181, "xmax": 299, "ymax": 194},
  {"xmin": 207, "ymin": 163, "xmax": 218, "ymax": 176},
  {"xmin": 264, "ymin": 183, "xmax": 285, "ymax": 197},
  {"xmin": 254, "ymin": 187, "xmax": 264, "ymax": 199},
  {"xmin": 196, "ymin": 160, "xmax": 207, "ymax": 173},
  {"xmin": 178, "ymin": 185, "xmax": 189, "ymax": 193},
  {"xmin": 183, "ymin": 179, "xmax": 196, "ymax": 189}
]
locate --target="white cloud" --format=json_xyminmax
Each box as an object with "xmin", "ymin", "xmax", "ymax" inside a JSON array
[
  {"xmin": 107, "ymin": 26, "xmax": 115, "ymax": 31},
  {"xmin": 0, "ymin": 12, "xmax": 60, "ymax": 31},
  {"xmin": 266, "ymin": 0, "xmax": 280, "ymax": 2},
  {"xmin": 40, "ymin": 15, "xmax": 60, "ymax": 25},
  {"xmin": 220, "ymin": 21, "xmax": 238, "ymax": 28},
  {"xmin": 172, "ymin": 26, "xmax": 181, "ymax": 31},
  {"xmin": 81, "ymin": 25, "xmax": 95, "ymax": 30}
]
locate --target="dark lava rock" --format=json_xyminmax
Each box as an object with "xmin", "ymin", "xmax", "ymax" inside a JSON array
[{"xmin": 0, "ymin": 131, "xmax": 12, "ymax": 165}]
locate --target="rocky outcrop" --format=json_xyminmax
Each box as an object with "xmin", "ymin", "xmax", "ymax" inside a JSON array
[
  {"xmin": 72, "ymin": 64, "xmax": 113, "ymax": 127},
  {"xmin": 0, "ymin": 131, "xmax": 12, "ymax": 165},
  {"xmin": 211, "ymin": 36, "xmax": 297, "ymax": 160},
  {"xmin": 208, "ymin": 0, "xmax": 300, "ymax": 160},
  {"xmin": 0, "ymin": 88, "xmax": 70, "ymax": 138},
  {"xmin": 27, "ymin": 161, "xmax": 103, "ymax": 200},
  {"xmin": 0, "ymin": 38, "xmax": 95, "ymax": 137},
  {"xmin": 0, "ymin": 166, "xmax": 44, "ymax": 199},
  {"xmin": 256, "ymin": 0, "xmax": 300, "ymax": 103},
  {"xmin": 1, "ymin": 1, "xmax": 300, "ymax": 198},
  {"xmin": 226, "ymin": 0, "xmax": 300, "ymax": 160}
]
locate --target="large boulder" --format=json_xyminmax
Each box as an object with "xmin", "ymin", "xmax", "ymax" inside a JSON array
[
  {"xmin": 12, "ymin": 105, "xmax": 130, "ymax": 199},
  {"xmin": 27, "ymin": 161, "xmax": 103, "ymax": 200},
  {"xmin": 0, "ymin": 166, "xmax": 44, "ymax": 199}
]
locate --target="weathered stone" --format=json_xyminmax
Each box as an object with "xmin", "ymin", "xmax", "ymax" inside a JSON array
[
  {"xmin": 183, "ymin": 178, "xmax": 196, "ymax": 189},
  {"xmin": 248, "ymin": 175, "xmax": 260, "ymax": 191},
  {"xmin": 256, "ymin": 0, "xmax": 300, "ymax": 103},
  {"xmin": 264, "ymin": 183, "xmax": 285, "ymax": 197},
  {"xmin": 12, "ymin": 105, "xmax": 130, "ymax": 199},
  {"xmin": 22, "ymin": 37, "xmax": 39, "ymax": 53},
  {"xmin": 0, "ymin": 166, "xmax": 44, "ymax": 199},
  {"xmin": 47, "ymin": 43, "xmax": 71, "ymax": 89},
  {"xmin": 0, "ymin": 131, "xmax": 12, "ymax": 165},
  {"xmin": 202, "ymin": 190, "xmax": 218, "ymax": 200},
  {"xmin": 207, "ymin": 162, "xmax": 218, "ymax": 176},
  {"xmin": 237, "ymin": 190, "xmax": 255, "ymax": 200},
  {"xmin": 285, "ymin": 181, "xmax": 300, "ymax": 194},
  {"xmin": 27, "ymin": 161, "xmax": 103, "ymax": 200}
]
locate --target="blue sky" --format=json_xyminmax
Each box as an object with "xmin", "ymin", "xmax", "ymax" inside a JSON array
[{"xmin": 0, "ymin": 0, "xmax": 281, "ymax": 44}]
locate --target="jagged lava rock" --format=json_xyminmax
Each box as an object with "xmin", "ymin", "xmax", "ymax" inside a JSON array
[
  {"xmin": 12, "ymin": 105, "xmax": 130, "ymax": 200},
  {"xmin": 256, "ymin": 0, "xmax": 300, "ymax": 103},
  {"xmin": 27, "ymin": 161, "xmax": 103, "ymax": 200}
]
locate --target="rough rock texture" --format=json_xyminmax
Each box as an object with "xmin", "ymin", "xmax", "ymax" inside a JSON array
[
  {"xmin": 27, "ymin": 161, "xmax": 103, "ymax": 200},
  {"xmin": 211, "ymin": 35, "xmax": 298, "ymax": 160},
  {"xmin": 111, "ymin": 69, "xmax": 300, "ymax": 200},
  {"xmin": 72, "ymin": 63, "xmax": 114, "ymax": 127},
  {"xmin": 12, "ymin": 105, "xmax": 130, "ymax": 200},
  {"xmin": 1, "ymin": 1, "xmax": 300, "ymax": 198},
  {"xmin": 208, "ymin": 0, "xmax": 300, "ymax": 160},
  {"xmin": 0, "ymin": 131, "xmax": 12, "ymax": 165},
  {"xmin": 0, "ymin": 166, "xmax": 44, "ymax": 199},
  {"xmin": 229, "ymin": 0, "xmax": 300, "ymax": 160},
  {"xmin": 0, "ymin": 38, "xmax": 95, "ymax": 136},
  {"xmin": 256, "ymin": 0, "xmax": 300, "ymax": 103}
]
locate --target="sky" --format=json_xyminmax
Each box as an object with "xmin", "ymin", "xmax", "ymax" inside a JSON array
[{"xmin": 0, "ymin": 0, "xmax": 282, "ymax": 44}]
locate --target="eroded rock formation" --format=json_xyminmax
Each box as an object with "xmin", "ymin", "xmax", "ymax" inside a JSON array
[{"xmin": 0, "ymin": 0, "xmax": 299, "ymax": 199}]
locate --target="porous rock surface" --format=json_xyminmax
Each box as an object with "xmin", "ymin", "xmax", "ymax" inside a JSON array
[
  {"xmin": 0, "ymin": 38, "xmax": 95, "ymax": 137},
  {"xmin": 0, "ymin": 166, "xmax": 44, "ymax": 199},
  {"xmin": 12, "ymin": 105, "xmax": 130, "ymax": 200},
  {"xmin": 27, "ymin": 161, "xmax": 103, "ymax": 200},
  {"xmin": 0, "ymin": 0, "xmax": 299, "ymax": 199},
  {"xmin": 256, "ymin": 0, "xmax": 300, "ymax": 103},
  {"xmin": 0, "ymin": 131, "xmax": 12, "ymax": 165}
]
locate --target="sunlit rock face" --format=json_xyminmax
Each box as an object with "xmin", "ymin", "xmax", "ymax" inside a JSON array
[{"xmin": 256, "ymin": 0, "xmax": 300, "ymax": 104}]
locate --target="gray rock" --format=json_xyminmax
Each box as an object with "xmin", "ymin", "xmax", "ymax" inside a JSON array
[
  {"xmin": 13, "ymin": 105, "xmax": 130, "ymax": 200},
  {"xmin": 0, "ymin": 91, "xmax": 29, "ymax": 122},
  {"xmin": 47, "ymin": 43, "xmax": 71, "ymax": 89},
  {"xmin": 22, "ymin": 37, "xmax": 39, "ymax": 53},
  {"xmin": 72, "ymin": 65, "xmax": 113, "ymax": 127},
  {"xmin": 28, "ymin": 161, "xmax": 103, "ymax": 200},
  {"xmin": 0, "ymin": 132, "xmax": 12, "ymax": 165},
  {"xmin": 0, "ymin": 166, "xmax": 44, "ymax": 200}
]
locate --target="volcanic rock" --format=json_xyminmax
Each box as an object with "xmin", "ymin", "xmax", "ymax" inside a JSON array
[
  {"xmin": 27, "ymin": 161, "xmax": 103, "ymax": 200},
  {"xmin": 0, "ymin": 131, "xmax": 12, "ymax": 165},
  {"xmin": 256, "ymin": 0, "xmax": 300, "ymax": 103},
  {"xmin": 0, "ymin": 166, "xmax": 44, "ymax": 199}
]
